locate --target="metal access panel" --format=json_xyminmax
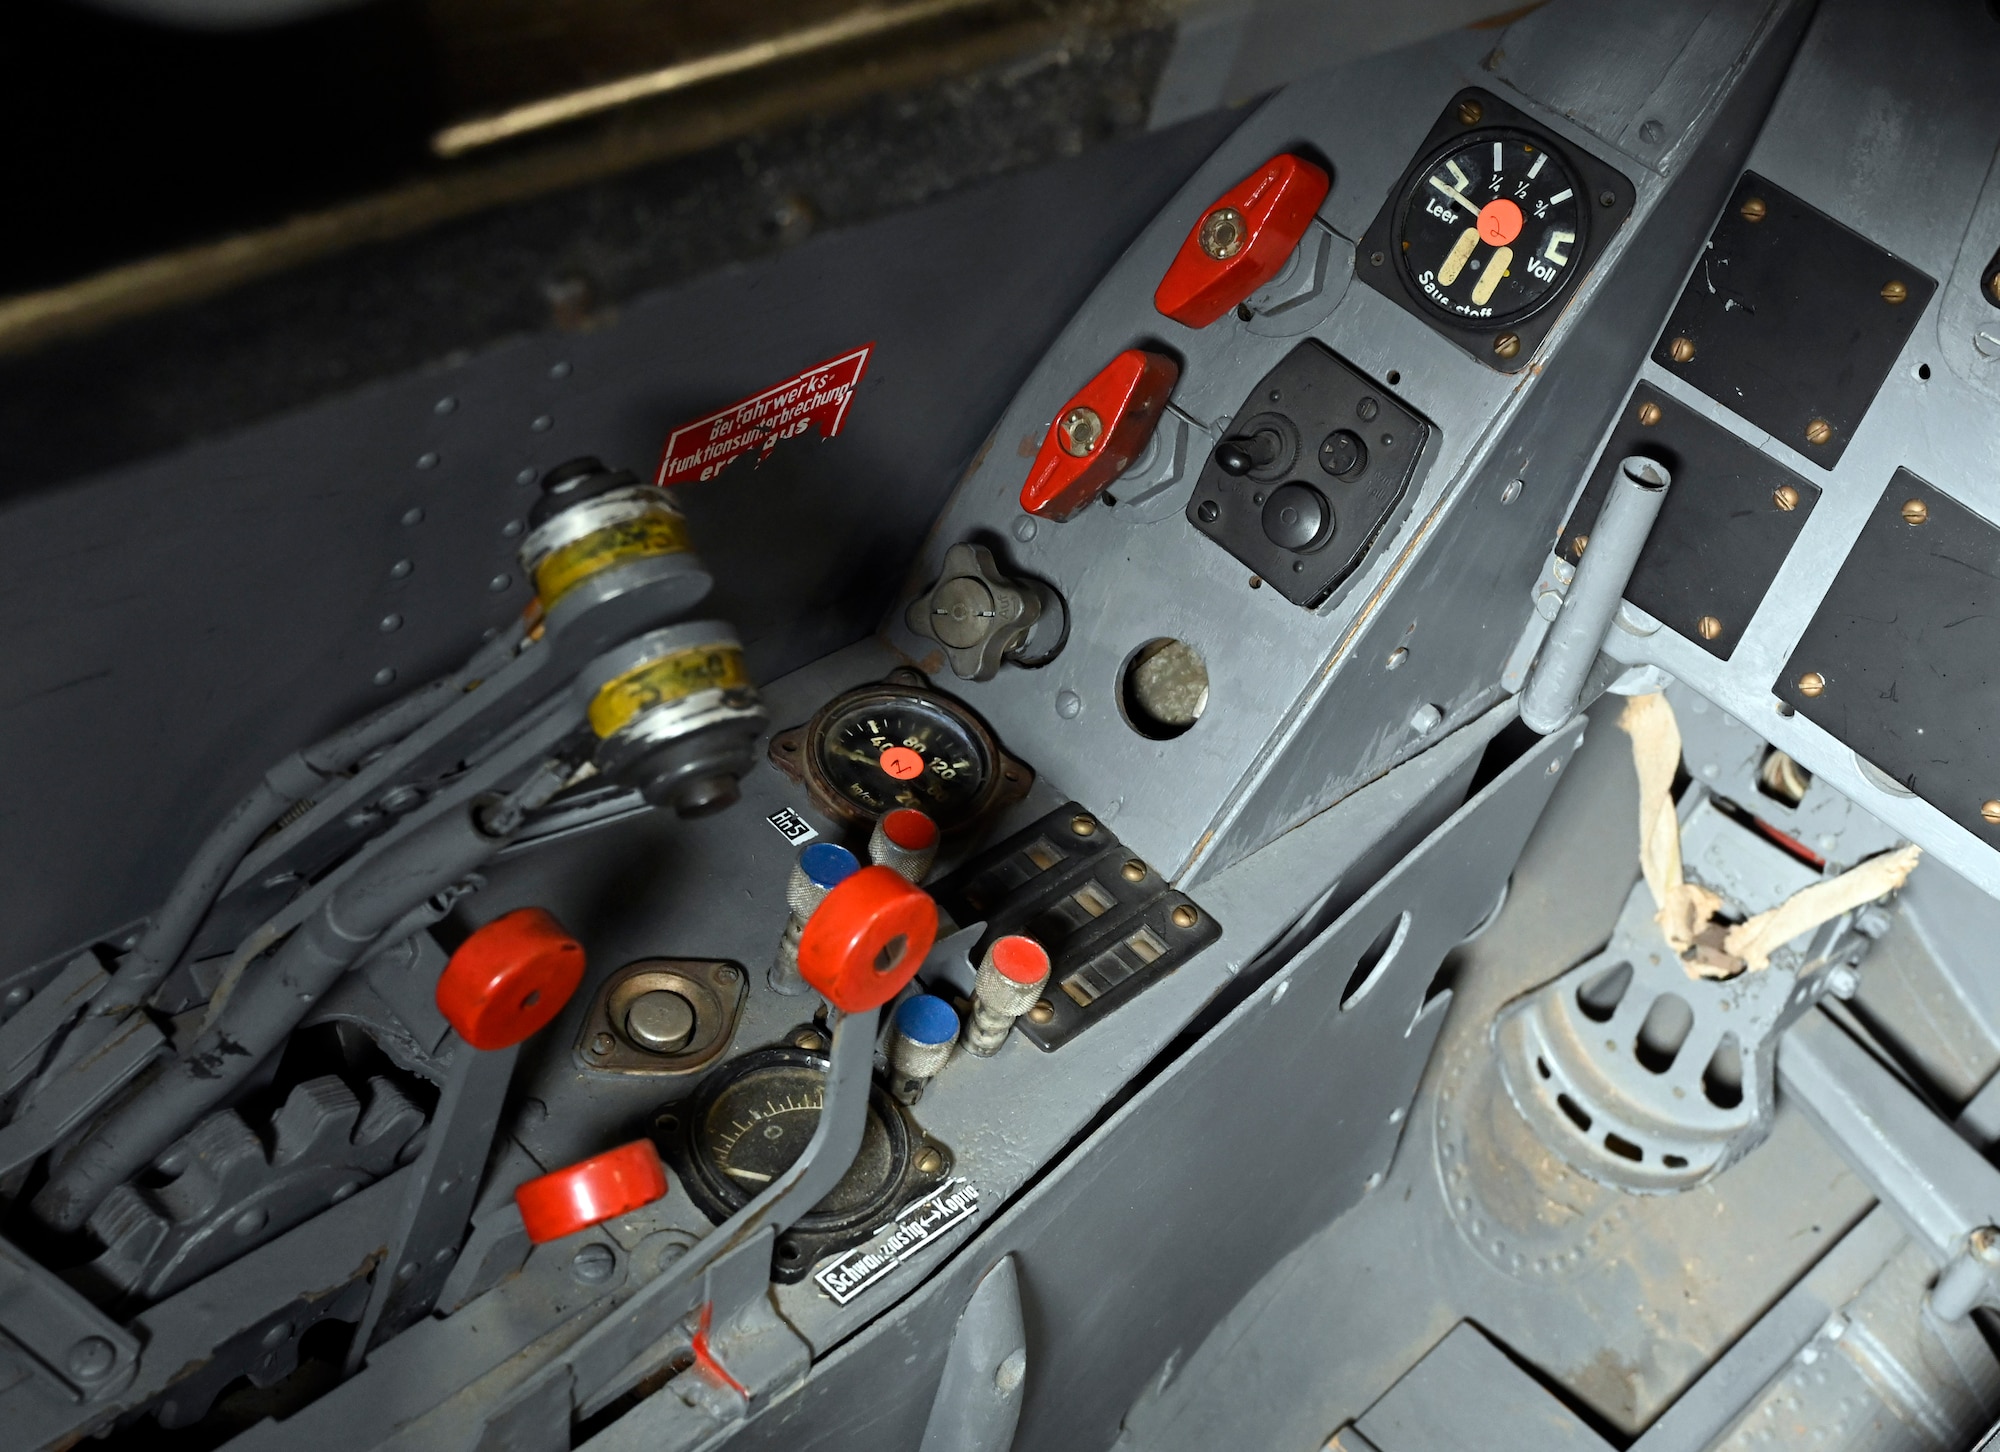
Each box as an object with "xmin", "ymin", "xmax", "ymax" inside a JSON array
[
  {"xmin": 1555, "ymin": 382, "xmax": 1819, "ymax": 659},
  {"xmin": 1776, "ymin": 471, "xmax": 2000, "ymax": 838},
  {"xmin": 1649, "ymin": 172, "xmax": 1936, "ymax": 467}
]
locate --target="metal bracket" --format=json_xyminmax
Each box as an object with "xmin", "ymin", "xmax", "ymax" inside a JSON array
[
  {"xmin": 0, "ymin": 1234, "xmax": 139, "ymax": 1402},
  {"xmin": 919, "ymin": 1255, "xmax": 1028, "ymax": 1452}
]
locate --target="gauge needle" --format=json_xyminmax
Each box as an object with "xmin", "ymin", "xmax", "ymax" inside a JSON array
[
  {"xmin": 725, "ymin": 1165, "xmax": 774, "ymax": 1183},
  {"xmin": 1428, "ymin": 162, "xmax": 1478, "ymax": 216},
  {"xmin": 1471, "ymin": 245, "xmax": 1513, "ymax": 305},
  {"xmin": 1437, "ymin": 227, "xmax": 1480, "ymax": 286}
]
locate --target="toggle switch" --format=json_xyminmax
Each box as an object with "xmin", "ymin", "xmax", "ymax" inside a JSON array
[
  {"xmin": 889, "ymin": 993, "xmax": 960, "ymax": 1105},
  {"xmin": 963, "ymin": 935, "xmax": 1051, "ymax": 1057},
  {"xmin": 770, "ymin": 842, "xmax": 860, "ymax": 996},
  {"xmin": 870, "ymin": 808, "xmax": 940, "ymax": 883},
  {"xmin": 1019, "ymin": 350, "xmax": 1180, "ymax": 522},
  {"xmin": 1155, "ymin": 153, "xmax": 1332, "ymax": 329}
]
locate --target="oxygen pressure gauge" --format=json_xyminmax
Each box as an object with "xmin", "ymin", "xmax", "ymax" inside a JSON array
[
  {"xmin": 1357, "ymin": 89, "xmax": 1633, "ymax": 371},
  {"xmin": 1395, "ymin": 132, "xmax": 1586, "ymax": 325}
]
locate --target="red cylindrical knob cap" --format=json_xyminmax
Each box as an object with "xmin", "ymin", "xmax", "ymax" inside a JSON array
[
  {"xmin": 516, "ymin": 1140, "xmax": 670, "ymax": 1244},
  {"xmin": 798, "ymin": 865, "xmax": 938, "ymax": 1012},
  {"xmin": 882, "ymin": 808, "xmax": 939, "ymax": 851},
  {"xmin": 436, "ymin": 907, "xmax": 586, "ymax": 1051}
]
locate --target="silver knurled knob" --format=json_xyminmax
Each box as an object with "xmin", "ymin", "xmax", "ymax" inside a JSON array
[
  {"xmin": 771, "ymin": 843, "xmax": 859, "ymax": 996},
  {"xmin": 869, "ymin": 808, "xmax": 940, "ymax": 883},
  {"xmin": 964, "ymin": 936, "xmax": 1051, "ymax": 1057}
]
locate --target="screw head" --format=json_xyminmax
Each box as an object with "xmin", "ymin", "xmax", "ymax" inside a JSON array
[
  {"xmin": 1501, "ymin": 478, "xmax": 1522, "ymax": 504},
  {"xmin": 915, "ymin": 1147, "xmax": 946, "ymax": 1175},
  {"xmin": 1740, "ymin": 196, "xmax": 1767, "ymax": 222},
  {"xmin": 1070, "ymin": 814, "xmax": 1097, "ymax": 837},
  {"xmin": 1881, "ymin": 279, "xmax": 1908, "ymax": 305},
  {"xmin": 1773, "ymin": 485, "xmax": 1800, "ymax": 511},
  {"xmin": 589, "ymin": 1031, "xmax": 616, "ymax": 1056},
  {"xmin": 1457, "ymin": 98, "xmax": 1483, "ymax": 125},
  {"xmin": 794, "ymin": 1029, "xmax": 827, "ymax": 1052},
  {"xmin": 1121, "ymin": 859, "xmax": 1147, "ymax": 882},
  {"xmin": 1572, "ymin": 534, "xmax": 1589, "ymax": 557},
  {"xmin": 1668, "ymin": 336, "xmax": 1696, "ymax": 363},
  {"xmin": 67, "ymin": 1337, "xmax": 117, "ymax": 1383},
  {"xmin": 571, "ymin": 1242, "xmax": 617, "ymax": 1284},
  {"xmin": 1972, "ymin": 1225, "xmax": 2000, "ymax": 1261},
  {"xmin": 1901, "ymin": 498, "xmax": 1930, "ymax": 525},
  {"xmin": 1171, "ymin": 904, "xmax": 1199, "ymax": 929},
  {"xmin": 1806, "ymin": 418, "xmax": 1834, "ymax": 446},
  {"xmin": 1057, "ymin": 406, "xmax": 1102, "ymax": 457},
  {"xmin": 1797, "ymin": 671, "xmax": 1827, "ymax": 698},
  {"xmin": 1697, "ymin": 615, "xmax": 1723, "ymax": 641},
  {"xmin": 1494, "ymin": 333, "xmax": 1521, "ymax": 360},
  {"xmin": 1027, "ymin": 999, "xmax": 1056, "ymax": 1025},
  {"xmin": 1983, "ymin": 801, "xmax": 2000, "ymax": 826},
  {"xmin": 1198, "ymin": 207, "xmax": 1247, "ymax": 261},
  {"xmin": 1636, "ymin": 401, "xmax": 1663, "ymax": 426}
]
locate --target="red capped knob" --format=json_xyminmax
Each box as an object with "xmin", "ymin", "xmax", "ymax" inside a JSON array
[
  {"xmin": 516, "ymin": 1140, "xmax": 669, "ymax": 1244},
  {"xmin": 797, "ymin": 865, "xmax": 938, "ymax": 1012},
  {"xmin": 1020, "ymin": 349, "xmax": 1180, "ymax": 522},
  {"xmin": 436, "ymin": 907, "xmax": 586, "ymax": 1051},
  {"xmin": 1154, "ymin": 153, "xmax": 1331, "ymax": 328}
]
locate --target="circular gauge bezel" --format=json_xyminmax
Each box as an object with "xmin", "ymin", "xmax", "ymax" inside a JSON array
[
  {"xmin": 1392, "ymin": 126, "xmax": 1590, "ymax": 330},
  {"xmin": 772, "ymin": 676, "xmax": 1032, "ymax": 830}
]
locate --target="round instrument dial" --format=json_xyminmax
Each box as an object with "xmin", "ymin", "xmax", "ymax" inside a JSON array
[{"xmin": 1395, "ymin": 131, "xmax": 1586, "ymax": 326}]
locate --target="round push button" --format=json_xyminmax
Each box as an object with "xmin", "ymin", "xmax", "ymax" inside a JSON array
[{"xmin": 1262, "ymin": 483, "xmax": 1331, "ymax": 552}]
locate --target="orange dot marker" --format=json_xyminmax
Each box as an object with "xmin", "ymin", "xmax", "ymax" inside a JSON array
[
  {"xmin": 1477, "ymin": 198, "xmax": 1523, "ymax": 248},
  {"xmin": 879, "ymin": 746, "xmax": 925, "ymax": 780}
]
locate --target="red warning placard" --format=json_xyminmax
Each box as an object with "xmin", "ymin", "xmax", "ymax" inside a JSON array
[{"xmin": 654, "ymin": 343, "xmax": 873, "ymax": 486}]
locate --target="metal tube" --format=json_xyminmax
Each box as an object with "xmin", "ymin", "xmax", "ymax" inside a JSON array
[
  {"xmin": 1519, "ymin": 455, "xmax": 1671, "ymax": 734},
  {"xmin": 35, "ymin": 800, "xmax": 512, "ymax": 1233}
]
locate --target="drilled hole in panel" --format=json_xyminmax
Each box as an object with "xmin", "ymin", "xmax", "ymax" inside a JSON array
[
  {"xmin": 1342, "ymin": 912, "xmax": 1410, "ymax": 1009},
  {"xmin": 1576, "ymin": 962, "xmax": 1633, "ymax": 1023},
  {"xmin": 1119, "ymin": 638, "xmax": 1208, "ymax": 741},
  {"xmin": 1635, "ymin": 994, "xmax": 1694, "ymax": 1074},
  {"xmin": 1604, "ymin": 1132, "xmax": 1644, "ymax": 1162},
  {"xmin": 1662, "ymin": 1154, "xmax": 1689, "ymax": 1169},
  {"xmin": 1703, "ymin": 1033, "xmax": 1744, "ymax": 1109},
  {"xmin": 1557, "ymin": 1093, "xmax": 1593, "ymax": 1132}
]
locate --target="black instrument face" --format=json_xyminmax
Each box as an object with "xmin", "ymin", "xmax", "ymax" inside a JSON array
[
  {"xmin": 1396, "ymin": 130, "xmax": 1585, "ymax": 327},
  {"xmin": 661, "ymin": 1045, "xmax": 950, "ymax": 1282},
  {"xmin": 816, "ymin": 690, "xmax": 994, "ymax": 824}
]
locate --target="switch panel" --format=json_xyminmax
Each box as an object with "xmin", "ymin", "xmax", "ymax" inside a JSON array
[{"xmin": 1184, "ymin": 341, "xmax": 1430, "ymax": 607}]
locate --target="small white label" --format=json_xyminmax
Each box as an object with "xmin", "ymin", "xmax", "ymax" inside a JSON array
[
  {"xmin": 814, "ymin": 1178, "xmax": 979, "ymax": 1305},
  {"xmin": 766, "ymin": 808, "xmax": 818, "ymax": 845}
]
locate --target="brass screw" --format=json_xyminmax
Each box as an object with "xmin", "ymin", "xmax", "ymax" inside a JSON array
[
  {"xmin": 589, "ymin": 1032, "xmax": 616, "ymax": 1056},
  {"xmin": 1458, "ymin": 99, "xmax": 1484, "ymax": 126},
  {"xmin": 1121, "ymin": 859, "xmax": 1147, "ymax": 882},
  {"xmin": 1697, "ymin": 615, "xmax": 1723, "ymax": 641},
  {"xmin": 1070, "ymin": 813, "xmax": 1097, "ymax": 837},
  {"xmin": 1199, "ymin": 207, "xmax": 1247, "ymax": 261},
  {"xmin": 1058, "ymin": 406, "xmax": 1103, "ymax": 457},
  {"xmin": 1027, "ymin": 1000, "xmax": 1056, "ymax": 1025},
  {"xmin": 1572, "ymin": 534, "xmax": 1589, "ymax": 556},
  {"xmin": 1668, "ymin": 336, "xmax": 1696, "ymax": 363},
  {"xmin": 1982, "ymin": 801, "xmax": 2000, "ymax": 826},
  {"xmin": 1171, "ymin": 904, "xmax": 1199, "ymax": 929},
  {"xmin": 1637, "ymin": 401, "xmax": 1663, "ymax": 426},
  {"xmin": 1901, "ymin": 498, "xmax": 1930, "ymax": 525},
  {"xmin": 1991, "ymin": 274, "xmax": 2000, "ymax": 305},
  {"xmin": 1881, "ymin": 279, "xmax": 1908, "ymax": 305},
  {"xmin": 794, "ymin": 1029, "xmax": 827, "ymax": 1052},
  {"xmin": 1740, "ymin": 197, "xmax": 1767, "ymax": 223},
  {"xmin": 1797, "ymin": 671, "xmax": 1826, "ymax": 697},
  {"xmin": 1805, "ymin": 418, "xmax": 1833, "ymax": 446},
  {"xmin": 1494, "ymin": 333, "xmax": 1521, "ymax": 360},
  {"xmin": 1773, "ymin": 485, "xmax": 1799, "ymax": 511},
  {"xmin": 915, "ymin": 1148, "xmax": 945, "ymax": 1175}
]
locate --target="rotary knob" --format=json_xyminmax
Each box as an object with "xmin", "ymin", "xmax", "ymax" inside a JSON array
[{"xmin": 906, "ymin": 542, "xmax": 1066, "ymax": 681}]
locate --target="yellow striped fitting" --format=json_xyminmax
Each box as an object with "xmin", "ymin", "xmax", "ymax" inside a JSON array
[
  {"xmin": 533, "ymin": 511, "xmax": 692, "ymax": 607},
  {"xmin": 588, "ymin": 644, "xmax": 750, "ymax": 739}
]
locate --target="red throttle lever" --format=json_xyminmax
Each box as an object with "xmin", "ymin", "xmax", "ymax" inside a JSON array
[
  {"xmin": 1019, "ymin": 349, "xmax": 1180, "ymax": 522},
  {"xmin": 797, "ymin": 865, "xmax": 938, "ymax": 1012},
  {"xmin": 1154, "ymin": 153, "xmax": 1331, "ymax": 328},
  {"xmin": 434, "ymin": 907, "xmax": 587, "ymax": 1051},
  {"xmin": 517, "ymin": 1140, "xmax": 671, "ymax": 1244}
]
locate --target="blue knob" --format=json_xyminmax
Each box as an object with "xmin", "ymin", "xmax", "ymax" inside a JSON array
[{"xmin": 799, "ymin": 842, "xmax": 860, "ymax": 890}]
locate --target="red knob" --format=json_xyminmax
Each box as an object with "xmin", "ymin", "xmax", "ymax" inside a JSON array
[
  {"xmin": 1154, "ymin": 153, "xmax": 1331, "ymax": 328},
  {"xmin": 516, "ymin": 1140, "xmax": 670, "ymax": 1244},
  {"xmin": 1019, "ymin": 349, "xmax": 1181, "ymax": 522},
  {"xmin": 435, "ymin": 907, "xmax": 586, "ymax": 1051},
  {"xmin": 881, "ymin": 808, "xmax": 939, "ymax": 851},
  {"xmin": 798, "ymin": 865, "xmax": 938, "ymax": 1012}
]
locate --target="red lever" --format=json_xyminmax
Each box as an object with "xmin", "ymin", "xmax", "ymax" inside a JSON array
[
  {"xmin": 797, "ymin": 865, "xmax": 938, "ymax": 1012},
  {"xmin": 1154, "ymin": 154, "xmax": 1331, "ymax": 328},
  {"xmin": 1019, "ymin": 349, "xmax": 1180, "ymax": 522},
  {"xmin": 435, "ymin": 907, "xmax": 586, "ymax": 1051},
  {"xmin": 516, "ymin": 1139, "xmax": 670, "ymax": 1244}
]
